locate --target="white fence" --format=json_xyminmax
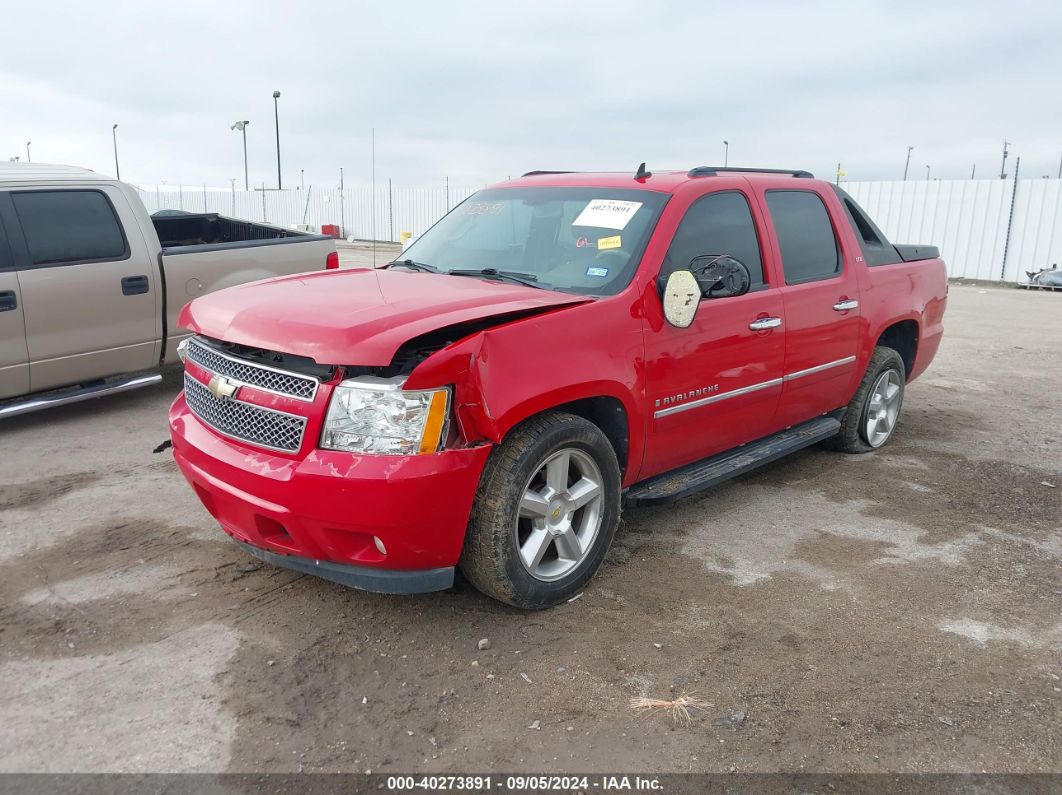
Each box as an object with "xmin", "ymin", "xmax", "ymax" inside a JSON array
[
  {"xmin": 138, "ymin": 178, "xmax": 1062, "ymax": 283},
  {"xmin": 846, "ymin": 179, "xmax": 1061, "ymax": 282},
  {"xmin": 135, "ymin": 184, "xmax": 481, "ymax": 244}
]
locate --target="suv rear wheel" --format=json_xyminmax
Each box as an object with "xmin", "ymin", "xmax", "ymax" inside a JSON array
[
  {"xmin": 460, "ymin": 411, "xmax": 621, "ymax": 609},
  {"xmin": 825, "ymin": 346, "xmax": 906, "ymax": 453}
]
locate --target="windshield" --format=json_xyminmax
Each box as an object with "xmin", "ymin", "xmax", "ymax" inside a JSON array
[{"xmin": 398, "ymin": 187, "xmax": 669, "ymax": 295}]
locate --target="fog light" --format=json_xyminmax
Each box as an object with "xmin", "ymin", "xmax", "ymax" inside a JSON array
[{"xmin": 373, "ymin": 536, "xmax": 387, "ymax": 555}]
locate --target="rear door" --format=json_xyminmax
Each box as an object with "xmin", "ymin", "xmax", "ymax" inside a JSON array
[
  {"xmin": 3, "ymin": 186, "xmax": 159, "ymax": 392},
  {"xmin": 642, "ymin": 189, "xmax": 787, "ymax": 476},
  {"xmin": 0, "ymin": 207, "xmax": 29, "ymax": 399},
  {"xmin": 757, "ymin": 188, "xmax": 862, "ymax": 426}
]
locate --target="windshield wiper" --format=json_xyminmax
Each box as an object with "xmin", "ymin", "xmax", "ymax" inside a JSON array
[
  {"xmin": 448, "ymin": 268, "xmax": 544, "ymax": 289},
  {"xmin": 387, "ymin": 259, "xmax": 438, "ymax": 273}
]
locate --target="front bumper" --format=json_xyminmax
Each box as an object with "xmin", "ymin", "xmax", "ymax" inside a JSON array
[{"xmin": 169, "ymin": 393, "xmax": 492, "ymax": 592}]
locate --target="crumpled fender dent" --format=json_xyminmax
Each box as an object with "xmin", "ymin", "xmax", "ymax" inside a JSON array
[{"xmin": 404, "ymin": 299, "xmax": 645, "ymax": 482}]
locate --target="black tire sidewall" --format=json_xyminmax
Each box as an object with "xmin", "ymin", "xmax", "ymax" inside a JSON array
[
  {"xmin": 462, "ymin": 413, "xmax": 621, "ymax": 609},
  {"xmin": 857, "ymin": 362, "xmax": 905, "ymax": 449},
  {"xmin": 824, "ymin": 346, "xmax": 907, "ymax": 454}
]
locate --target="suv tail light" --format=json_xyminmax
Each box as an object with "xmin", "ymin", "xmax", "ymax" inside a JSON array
[{"xmin": 326, "ymin": 251, "xmax": 339, "ymax": 270}]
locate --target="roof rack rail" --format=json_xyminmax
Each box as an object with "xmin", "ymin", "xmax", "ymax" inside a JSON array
[
  {"xmin": 521, "ymin": 170, "xmax": 575, "ymax": 177},
  {"xmin": 687, "ymin": 166, "xmax": 814, "ymax": 178}
]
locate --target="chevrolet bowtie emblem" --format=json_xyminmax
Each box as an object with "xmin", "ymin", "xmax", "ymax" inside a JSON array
[{"xmin": 207, "ymin": 375, "xmax": 239, "ymax": 401}]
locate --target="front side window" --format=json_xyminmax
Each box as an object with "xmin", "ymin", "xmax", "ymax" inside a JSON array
[
  {"xmin": 766, "ymin": 190, "xmax": 840, "ymax": 284},
  {"xmin": 661, "ymin": 191, "xmax": 765, "ymax": 289},
  {"xmin": 11, "ymin": 190, "xmax": 128, "ymax": 266},
  {"xmin": 399, "ymin": 187, "xmax": 668, "ymax": 295}
]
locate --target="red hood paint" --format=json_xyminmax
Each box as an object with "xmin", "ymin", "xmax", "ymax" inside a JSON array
[{"xmin": 177, "ymin": 267, "xmax": 590, "ymax": 365}]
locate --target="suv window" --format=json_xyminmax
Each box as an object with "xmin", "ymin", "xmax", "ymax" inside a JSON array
[
  {"xmin": 831, "ymin": 187, "xmax": 901, "ymax": 267},
  {"xmin": 766, "ymin": 190, "xmax": 840, "ymax": 284},
  {"xmin": 11, "ymin": 190, "xmax": 128, "ymax": 266},
  {"xmin": 662, "ymin": 191, "xmax": 765, "ymax": 288}
]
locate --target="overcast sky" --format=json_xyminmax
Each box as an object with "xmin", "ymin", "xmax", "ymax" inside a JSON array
[{"xmin": 3, "ymin": 0, "xmax": 1060, "ymax": 189}]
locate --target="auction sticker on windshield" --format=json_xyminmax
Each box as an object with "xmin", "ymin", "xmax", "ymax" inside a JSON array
[{"xmin": 572, "ymin": 199, "xmax": 643, "ymax": 230}]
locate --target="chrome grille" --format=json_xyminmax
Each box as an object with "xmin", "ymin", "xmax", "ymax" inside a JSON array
[
  {"xmin": 186, "ymin": 338, "xmax": 318, "ymax": 401},
  {"xmin": 183, "ymin": 373, "xmax": 307, "ymax": 453}
]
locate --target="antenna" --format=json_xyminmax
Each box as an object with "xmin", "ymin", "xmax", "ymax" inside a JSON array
[{"xmin": 635, "ymin": 162, "xmax": 651, "ymax": 180}]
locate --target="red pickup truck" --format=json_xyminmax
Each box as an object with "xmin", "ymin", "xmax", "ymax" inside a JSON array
[{"xmin": 169, "ymin": 166, "xmax": 947, "ymax": 609}]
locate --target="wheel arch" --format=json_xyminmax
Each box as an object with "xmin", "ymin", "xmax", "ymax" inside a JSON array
[
  {"xmin": 491, "ymin": 387, "xmax": 637, "ymax": 480},
  {"xmin": 875, "ymin": 318, "xmax": 920, "ymax": 380}
]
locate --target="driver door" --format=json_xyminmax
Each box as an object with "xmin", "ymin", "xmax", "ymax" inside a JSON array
[{"xmin": 642, "ymin": 190, "xmax": 786, "ymax": 477}]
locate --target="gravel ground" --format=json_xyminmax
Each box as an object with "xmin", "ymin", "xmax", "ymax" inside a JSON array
[{"xmin": 0, "ymin": 282, "xmax": 1058, "ymax": 774}]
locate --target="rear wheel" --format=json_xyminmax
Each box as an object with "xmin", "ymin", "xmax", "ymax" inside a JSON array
[
  {"xmin": 459, "ymin": 412, "xmax": 621, "ymax": 609},
  {"xmin": 824, "ymin": 346, "xmax": 906, "ymax": 453}
]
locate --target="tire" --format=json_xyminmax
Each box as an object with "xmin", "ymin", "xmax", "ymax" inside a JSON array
[
  {"xmin": 823, "ymin": 346, "xmax": 906, "ymax": 454},
  {"xmin": 459, "ymin": 411, "xmax": 622, "ymax": 609}
]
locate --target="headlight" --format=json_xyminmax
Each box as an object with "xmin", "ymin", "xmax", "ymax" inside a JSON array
[{"xmin": 320, "ymin": 377, "xmax": 450, "ymax": 455}]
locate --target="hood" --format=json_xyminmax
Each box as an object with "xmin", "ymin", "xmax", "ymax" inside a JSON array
[{"xmin": 178, "ymin": 267, "xmax": 591, "ymax": 365}]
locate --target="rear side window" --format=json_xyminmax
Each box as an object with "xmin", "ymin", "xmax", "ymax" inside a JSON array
[
  {"xmin": 0, "ymin": 212, "xmax": 12, "ymax": 271},
  {"xmin": 662, "ymin": 191, "xmax": 765, "ymax": 287},
  {"xmin": 11, "ymin": 190, "xmax": 128, "ymax": 266},
  {"xmin": 766, "ymin": 191, "xmax": 840, "ymax": 284},
  {"xmin": 834, "ymin": 189, "xmax": 901, "ymax": 267}
]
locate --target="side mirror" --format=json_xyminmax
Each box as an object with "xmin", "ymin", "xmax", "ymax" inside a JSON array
[
  {"xmin": 661, "ymin": 270, "xmax": 701, "ymax": 328},
  {"xmin": 690, "ymin": 255, "xmax": 751, "ymax": 299}
]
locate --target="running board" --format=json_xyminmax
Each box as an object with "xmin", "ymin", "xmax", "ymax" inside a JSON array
[
  {"xmin": 625, "ymin": 415, "xmax": 841, "ymax": 506},
  {"xmin": 0, "ymin": 373, "xmax": 163, "ymax": 419}
]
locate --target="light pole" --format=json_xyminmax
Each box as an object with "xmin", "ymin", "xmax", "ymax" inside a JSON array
[
  {"xmin": 999, "ymin": 140, "xmax": 1010, "ymax": 179},
  {"xmin": 300, "ymin": 169, "xmax": 304, "ymax": 191},
  {"xmin": 723, "ymin": 140, "xmax": 729, "ymax": 167},
  {"xmin": 112, "ymin": 124, "xmax": 120, "ymax": 180},
  {"xmin": 25, "ymin": 141, "xmax": 31, "ymax": 163},
  {"xmin": 925, "ymin": 164, "xmax": 931, "ymax": 181},
  {"xmin": 903, "ymin": 146, "xmax": 913, "ymax": 180},
  {"xmin": 272, "ymin": 91, "xmax": 282, "ymax": 190},
  {"xmin": 230, "ymin": 120, "xmax": 250, "ymax": 190},
  {"xmin": 339, "ymin": 167, "xmax": 345, "ymax": 238}
]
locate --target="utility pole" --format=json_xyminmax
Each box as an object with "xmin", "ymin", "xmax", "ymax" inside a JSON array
[
  {"xmin": 339, "ymin": 166, "xmax": 345, "ymax": 239},
  {"xmin": 230, "ymin": 121, "xmax": 250, "ymax": 190},
  {"xmin": 272, "ymin": 91, "xmax": 282, "ymax": 189},
  {"xmin": 903, "ymin": 146, "xmax": 914, "ymax": 180},
  {"xmin": 999, "ymin": 139, "xmax": 1010, "ymax": 179},
  {"xmin": 112, "ymin": 124, "xmax": 120, "ymax": 180},
  {"xmin": 371, "ymin": 127, "xmax": 376, "ymax": 265}
]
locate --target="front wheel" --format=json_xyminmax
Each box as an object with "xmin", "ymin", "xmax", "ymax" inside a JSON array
[
  {"xmin": 824, "ymin": 346, "xmax": 906, "ymax": 453},
  {"xmin": 459, "ymin": 412, "xmax": 622, "ymax": 609}
]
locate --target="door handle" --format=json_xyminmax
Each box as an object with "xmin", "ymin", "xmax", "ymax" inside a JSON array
[
  {"xmin": 749, "ymin": 317, "xmax": 782, "ymax": 330},
  {"xmin": 833, "ymin": 299, "xmax": 859, "ymax": 312},
  {"xmin": 0, "ymin": 290, "xmax": 16, "ymax": 312},
  {"xmin": 121, "ymin": 275, "xmax": 150, "ymax": 296}
]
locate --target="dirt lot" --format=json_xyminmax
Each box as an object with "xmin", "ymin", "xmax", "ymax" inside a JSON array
[{"xmin": 0, "ymin": 280, "xmax": 1059, "ymax": 775}]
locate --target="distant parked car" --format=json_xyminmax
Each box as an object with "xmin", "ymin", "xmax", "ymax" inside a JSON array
[
  {"xmin": 1025, "ymin": 266, "xmax": 1062, "ymax": 289},
  {"xmin": 0, "ymin": 163, "xmax": 339, "ymax": 417}
]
